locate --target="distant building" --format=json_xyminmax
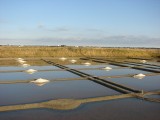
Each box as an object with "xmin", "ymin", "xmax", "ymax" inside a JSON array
[{"xmin": 61, "ymin": 45, "xmax": 66, "ymax": 47}]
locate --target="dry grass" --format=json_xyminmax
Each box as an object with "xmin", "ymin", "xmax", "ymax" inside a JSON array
[{"xmin": 0, "ymin": 46, "xmax": 159, "ymax": 58}]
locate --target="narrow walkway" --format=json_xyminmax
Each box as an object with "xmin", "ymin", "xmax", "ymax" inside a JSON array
[
  {"xmin": 0, "ymin": 67, "xmax": 129, "ymax": 73},
  {"xmin": 124, "ymin": 60, "xmax": 160, "ymax": 68},
  {"xmin": 0, "ymin": 90, "xmax": 159, "ymax": 112},
  {"xmin": 0, "ymin": 72, "xmax": 159, "ymax": 84},
  {"xmin": 82, "ymin": 57, "xmax": 160, "ymax": 73},
  {"xmin": 41, "ymin": 59, "xmax": 140, "ymax": 94}
]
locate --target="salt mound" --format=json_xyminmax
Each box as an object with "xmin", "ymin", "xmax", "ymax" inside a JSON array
[
  {"xmin": 83, "ymin": 62, "xmax": 91, "ymax": 66},
  {"xmin": 18, "ymin": 60, "xmax": 26, "ymax": 64},
  {"xmin": 133, "ymin": 73, "xmax": 146, "ymax": 79},
  {"xmin": 30, "ymin": 78, "xmax": 50, "ymax": 86},
  {"xmin": 70, "ymin": 59, "xmax": 77, "ymax": 63},
  {"xmin": 22, "ymin": 64, "xmax": 30, "ymax": 68},
  {"xmin": 59, "ymin": 57, "xmax": 67, "ymax": 61},
  {"xmin": 103, "ymin": 67, "xmax": 112, "ymax": 70},
  {"xmin": 31, "ymin": 78, "xmax": 50, "ymax": 83},
  {"xmin": 25, "ymin": 69, "xmax": 37, "ymax": 74},
  {"xmin": 140, "ymin": 60, "xmax": 147, "ymax": 63},
  {"xmin": 17, "ymin": 58, "xmax": 24, "ymax": 61}
]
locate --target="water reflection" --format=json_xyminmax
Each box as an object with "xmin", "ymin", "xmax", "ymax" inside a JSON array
[
  {"xmin": 80, "ymin": 68, "xmax": 150, "ymax": 77},
  {"xmin": 0, "ymin": 71, "xmax": 80, "ymax": 81},
  {"xmin": 0, "ymin": 80, "xmax": 119, "ymax": 106},
  {"xmin": 0, "ymin": 58, "xmax": 159, "ymax": 119},
  {"xmin": 0, "ymin": 99, "xmax": 159, "ymax": 120},
  {"xmin": 106, "ymin": 76, "xmax": 160, "ymax": 91}
]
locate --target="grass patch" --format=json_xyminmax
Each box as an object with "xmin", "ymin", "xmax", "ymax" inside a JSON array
[{"xmin": 0, "ymin": 46, "xmax": 159, "ymax": 58}]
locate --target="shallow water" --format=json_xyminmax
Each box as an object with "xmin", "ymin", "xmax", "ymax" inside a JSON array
[
  {"xmin": 0, "ymin": 99, "xmax": 159, "ymax": 120},
  {"xmin": 80, "ymin": 68, "xmax": 150, "ymax": 76},
  {"xmin": 106, "ymin": 76, "xmax": 160, "ymax": 91},
  {"xmin": 0, "ymin": 65, "xmax": 59, "ymax": 71},
  {"xmin": 0, "ymin": 71, "xmax": 80, "ymax": 81},
  {"xmin": 0, "ymin": 58, "xmax": 159, "ymax": 120},
  {"xmin": 0, "ymin": 80, "xmax": 120, "ymax": 106}
]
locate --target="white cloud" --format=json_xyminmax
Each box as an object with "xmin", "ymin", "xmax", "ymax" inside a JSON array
[
  {"xmin": 37, "ymin": 24, "xmax": 45, "ymax": 29},
  {"xmin": 0, "ymin": 18, "xmax": 8, "ymax": 24},
  {"xmin": 86, "ymin": 28, "xmax": 103, "ymax": 32},
  {"xmin": 48, "ymin": 27, "xmax": 69, "ymax": 32},
  {"xmin": 1, "ymin": 25, "xmax": 160, "ymax": 48},
  {"xmin": 37, "ymin": 24, "xmax": 69, "ymax": 32}
]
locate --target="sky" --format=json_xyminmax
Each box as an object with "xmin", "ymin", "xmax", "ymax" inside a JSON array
[{"xmin": 0, "ymin": 0, "xmax": 160, "ymax": 47}]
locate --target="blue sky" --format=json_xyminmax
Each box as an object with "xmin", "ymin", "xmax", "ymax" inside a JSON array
[{"xmin": 0, "ymin": 0, "xmax": 160, "ymax": 47}]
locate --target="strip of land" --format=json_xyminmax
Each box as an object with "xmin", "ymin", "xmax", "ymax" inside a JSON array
[
  {"xmin": 0, "ymin": 90, "xmax": 159, "ymax": 112},
  {"xmin": 1, "ymin": 72, "xmax": 159, "ymax": 84}
]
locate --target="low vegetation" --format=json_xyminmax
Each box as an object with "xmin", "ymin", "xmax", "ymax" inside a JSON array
[{"xmin": 0, "ymin": 46, "xmax": 159, "ymax": 58}]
